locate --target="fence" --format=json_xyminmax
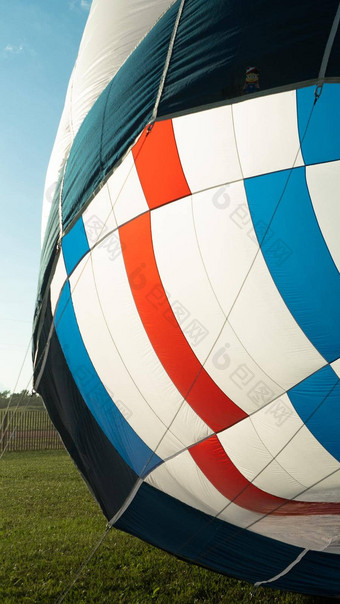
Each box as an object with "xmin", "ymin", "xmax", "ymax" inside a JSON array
[{"xmin": 0, "ymin": 409, "xmax": 64, "ymax": 452}]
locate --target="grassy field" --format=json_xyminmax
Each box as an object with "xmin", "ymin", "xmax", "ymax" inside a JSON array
[{"xmin": 0, "ymin": 450, "xmax": 333, "ymax": 603}]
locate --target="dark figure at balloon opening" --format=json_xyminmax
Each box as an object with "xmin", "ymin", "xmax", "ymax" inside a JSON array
[{"xmin": 243, "ymin": 66, "xmax": 260, "ymax": 94}]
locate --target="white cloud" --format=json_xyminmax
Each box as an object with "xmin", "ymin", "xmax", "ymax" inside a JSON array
[
  {"xmin": 2, "ymin": 44, "xmax": 36, "ymax": 59},
  {"xmin": 4, "ymin": 44, "xmax": 24, "ymax": 55},
  {"xmin": 69, "ymin": 0, "xmax": 91, "ymax": 11}
]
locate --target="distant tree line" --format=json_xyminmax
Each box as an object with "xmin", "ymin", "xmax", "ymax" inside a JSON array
[{"xmin": 0, "ymin": 390, "xmax": 45, "ymax": 410}]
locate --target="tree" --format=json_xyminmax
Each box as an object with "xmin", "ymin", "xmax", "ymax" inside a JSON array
[{"xmin": 0, "ymin": 390, "xmax": 44, "ymax": 409}]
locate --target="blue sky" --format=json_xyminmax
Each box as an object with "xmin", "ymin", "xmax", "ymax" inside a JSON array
[{"xmin": 0, "ymin": 0, "xmax": 91, "ymax": 392}]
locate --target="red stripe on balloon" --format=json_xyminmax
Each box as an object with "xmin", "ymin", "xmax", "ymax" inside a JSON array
[
  {"xmin": 119, "ymin": 212, "xmax": 247, "ymax": 432},
  {"xmin": 132, "ymin": 120, "xmax": 191, "ymax": 210},
  {"xmin": 189, "ymin": 435, "xmax": 340, "ymax": 515}
]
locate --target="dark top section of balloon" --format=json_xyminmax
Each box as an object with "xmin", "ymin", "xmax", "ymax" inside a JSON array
[{"xmin": 159, "ymin": 0, "xmax": 340, "ymax": 112}]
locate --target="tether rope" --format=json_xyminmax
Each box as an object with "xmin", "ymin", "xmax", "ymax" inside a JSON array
[
  {"xmin": 150, "ymin": 0, "xmax": 186, "ymax": 124},
  {"xmin": 315, "ymin": 1, "xmax": 340, "ymax": 98},
  {"xmin": 55, "ymin": 524, "xmax": 112, "ymax": 604},
  {"xmin": 0, "ymin": 336, "xmax": 34, "ymax": 459}
]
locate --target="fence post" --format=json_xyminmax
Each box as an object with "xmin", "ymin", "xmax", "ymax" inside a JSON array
[{"xmin": 1, "ymin": 411, "xmax": 8, "ymax": 452}]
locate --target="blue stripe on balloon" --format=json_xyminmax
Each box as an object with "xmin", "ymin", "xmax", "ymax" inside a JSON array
[
  {"xmin": 297, "ymin": 83, "xmax": 340, "ymax": 165},
  {"xmin": 288, "ymin": 365, "xmax": 340, "ymax": 461},
  {"xmin": 245, "ymin": 166, "xmax": 340, "ymax": 362},
  {"xmin": 55, "ymin": 281, "xmax": 161, "ymax": 476},
  {"xmin": 62, "ymin": 217, "xmax": 90, "ymax": 276}
]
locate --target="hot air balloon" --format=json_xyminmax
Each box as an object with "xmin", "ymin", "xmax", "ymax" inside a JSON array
[{"xmin": 33, "ymin": 0, "xmax": 340, "ymax": 596}]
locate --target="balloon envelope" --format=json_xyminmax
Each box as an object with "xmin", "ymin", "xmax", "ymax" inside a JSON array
[{"xmin": 34, "ymin": 0, "xmax": 340, "ymax": 596}]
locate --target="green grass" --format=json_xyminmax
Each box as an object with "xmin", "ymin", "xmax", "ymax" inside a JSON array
[{"xmin": 0, "ymin": 451, "xmax": 333, "ymax": 603}]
